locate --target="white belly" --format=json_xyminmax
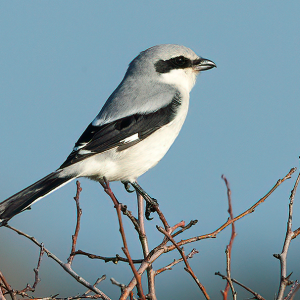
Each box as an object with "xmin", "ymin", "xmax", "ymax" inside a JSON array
[{"xmin": 59, "ymin": 96, "xmax": 189, "ymax": 182}]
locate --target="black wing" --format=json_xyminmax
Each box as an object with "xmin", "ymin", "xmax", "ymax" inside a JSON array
[{"xmin": 60, "ymin": 93, "xmax": 181, "ymax": 169}]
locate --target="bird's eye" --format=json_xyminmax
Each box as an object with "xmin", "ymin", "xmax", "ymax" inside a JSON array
[{"xmin": 173, "ymin": 56, "xmax": 187, "ymax": 67}]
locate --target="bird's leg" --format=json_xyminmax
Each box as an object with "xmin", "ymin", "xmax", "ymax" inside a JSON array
[
  {"xmin": 121, "ymin": 181, "xmax": 135, "ymax": 193},
  {"xmin": 127, "ymin": 181, "xmax": 158, "ymax": 220}
]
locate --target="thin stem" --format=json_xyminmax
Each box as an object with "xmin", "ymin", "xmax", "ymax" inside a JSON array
[
  {"xmin": 221, "ymin": 175, "xmax": 237, "ymax": 300},
  {"xmin": 100, "ymin": 179, "xmax": 146, "ymax": 300},
  {"xmin": 4, "ymin": 225, "xmax": 111, "ymax": 300},
  {"xmin": 276, "ymin": 172, "xmax": 300, "ymax": 300},
  {"xmin": 67, "ymin": 181, "xmax": 83, "ymax": 266},
  {"xmin": 167, "ymin": 168, "xmax": 296, "ymax": 251},
  {"xmin": 215, "ymin": 272, "xmax": 265, "ymax": 300},
  {"xmin": 136, "ymin": 192, "xmax": 156, "ymax": 300},
  {"xmin": 0, "ymin": 271, "xmax": 16, "ymax": 300},
  {"xmin": 157, "ymin": 226, "xmax": 210, "ymax": 300}
]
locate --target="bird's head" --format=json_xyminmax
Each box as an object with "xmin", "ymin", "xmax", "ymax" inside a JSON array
[{"xmin": 127, "ymin": 44, "xmax": 216, "ymax": 93}]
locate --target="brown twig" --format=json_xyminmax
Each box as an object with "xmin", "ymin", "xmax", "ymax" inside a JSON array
[
  {"xmin": 100, "ymin": 179, "xmax": 146, "ymax": 300},
  {"xmin": 19, "ymin": 277, "xmax": 107, "ymax": 300},
  {"xmin": 18, "ymin": 243, "xmax": 45, "ymax": 295},
  {"xmin": 276, "ymin": 171, "xmax": 300, "ymax": 300},
  {"xmin": 120, "ymin": 204, "xmax": 141, "ymax": 235},
  {"xmin": 110, "ymin": 278, "xmax": 137, "ymax": 300},
  {"xmin": 71, "ymin": 250, "xmax": 143, "ymax": 264},
  {"xmin": 33, "ymin": 244, "xmax": 44, "ymax": 289},
  {"xmin": 82, "ymin": 276, "xmax": 107, "ymax": 297},
  {"xmin": 136, "ymin": 192, "xmax": 156, "ymax": 300},
  {"xmin": 67, "ymin": 180, "xmax": 83, "ymax": 266},
  {"xmin": 292, "ymin": 227, "xmax": 300, "ymax": 239},
  {"xmin": 157, "ymin": 225, "xmax": 210, "ymax": 300},
  {"xmin": 0, "ymin": 286, "xmax": 5, "ymax": 300},
  {"xmin": 4, "ymin": 225, "xmax": 111, "ymax": 300},
  {"xmin": 172, "ymin": 220, "xmax": 198, "ymax": 238},
  {"xmin": 215, "ymin": 272, "xmax": 265, "ymax": 300},
  {"xmin": 153, "ymin": 204, "xmax": 170, "ymax": 231},
  {"xmin": 121, "ymin": 217, "xmax": 191, "ymax": 298},
  {"xmin": 0, "ymin": 271, "xmax": 15, "ymax": 300},
  {"xmin": 155, "ymin": 248, "xmax": 199, "ymax": 276},
  {"xmin": 221, "ymin": 175, "xmax": 237, "ymax": 300},
  {"xmin": 284, "ymin": 280, "xmax": 300, "ymax": 300},
  {"xmin": 166, "ymin": 168, "xmax": 296, "ymax": 251},
  {"xmin": 20, "ymin": 295, "xmax": 104, "ymax": 300}
]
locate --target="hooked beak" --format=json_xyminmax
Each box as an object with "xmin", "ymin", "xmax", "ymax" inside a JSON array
[{"xmin": 193, "ymin": 58, "xmax": 217, "ymax": 71}]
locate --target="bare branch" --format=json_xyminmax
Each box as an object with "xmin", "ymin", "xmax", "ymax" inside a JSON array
[
  {"xmin": 276, "ymin": 171, "xmax": 300, "ymax": 300},
  {"xmin": 110, "ymin": 278, "xmax": 137, "ymax": 300},
  {"xmin": 0, "ymin": 271, "xmax": 16, "ymax": 300},
  {"xmin": 215, "ymin": 272, "xmax": 265, "ymax": 300},
  {"xmin": 157, "ymin": 225, "xmax": 210, "ymax": 300},
  {"xmin": 71, "ymin": 250, "xmax": 143, "ymax": 264},
  {"xmin": 4, "ymin": 225, "xmax": 111, "ymax": 300},
  {"xmin": 0, "ymin": 284, "xmax": 6, "ymax": 300},
  {"xmin": 82, "ymin": 275, "xmax": 107, "ymax": 297},
  {"xmin": 155, "ymin": 248, "xmax": 198, "ymax": 276},
  {"xmin": 172, "ymin": 220, "xmax": 198, "ymax": 238},
  {"xmin": 100, "ymin": 179, "xmax": 146, "ymax": 300},
  {"xmin": 166, "ymin": 168, "xmax": 296, "ymax": 251},
  {"xmin": 292, "ymin": 227, "xmax": 300, "ymax": 240},
  {"xmin": 221, "ymin": 175, "xmax": 237, "ymax": 300},
  {"xmin": 67, "ymin": 181, "xmax": 83, "ymax": 266},
  {"xmin": 136, "ymin": 192, "xmax": 156, "ymax": 300},
  {"xmin": 284, "ymin": 280, "xmax": 300, "ymax": 300},
  {"xmin": 18, "ymin": 243, "xmax": 45, "ymax": 295}
]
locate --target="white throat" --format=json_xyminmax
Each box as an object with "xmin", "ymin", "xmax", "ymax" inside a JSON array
[{"xmin": 159, "ymin": 68, "xmax": 197, "ymax": 93}]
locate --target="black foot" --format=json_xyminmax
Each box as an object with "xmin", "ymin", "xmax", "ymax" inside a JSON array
[
  {"xmin": 145, "ymin": 198, "xmax": 158, "ymax": 220},
  {"xmin": 129, "ymin": 181, "xmax": 159, "ymax": 221},
  {"xmin": 122, "ymin": 181, "xmax": 135, "ymax": 193}
]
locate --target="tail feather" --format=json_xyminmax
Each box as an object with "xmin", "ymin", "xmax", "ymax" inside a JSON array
[{"xmin": 0, "ymin": 172, "xmax": 75, "ymax": 225}]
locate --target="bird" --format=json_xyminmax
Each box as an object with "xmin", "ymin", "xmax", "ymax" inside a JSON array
[{"xmin": 0, "ymin": 44, "xmax": 216, "ymax": 226}]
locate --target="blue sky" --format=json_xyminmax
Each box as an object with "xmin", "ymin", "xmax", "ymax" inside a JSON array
[{"xmin": 1, "ymin": 1, "xmax": 300, "ymax": 299}]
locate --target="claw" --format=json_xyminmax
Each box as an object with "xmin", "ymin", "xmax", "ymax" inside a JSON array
[
  {"xmin": 125, "ymin": 181, "xmax": 159, "ymax": 221},
  {"xmin": 122, "ymin": 182, "xmax": 135, "ymax": 193},
  {"xmin": 145, "ymin": 198, "xmax": 158, "ymax": 220}
]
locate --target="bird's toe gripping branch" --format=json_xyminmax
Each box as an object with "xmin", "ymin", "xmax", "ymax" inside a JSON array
[
  {"xmin": 123, "ymin": 181, "xmax": 159, "ymax": 220},
  {"xmin": 122, "ymin": 181, "xmax": 135, "ymax": 193}
]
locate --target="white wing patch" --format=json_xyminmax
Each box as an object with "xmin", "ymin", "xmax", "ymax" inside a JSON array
[
  {"xmin": 73, "ymin": 143, "xmax": 88, "ymax": 151},
  {"xmin": 120, "ymin": 133, "xmax": 139, "ymax": 144},
  {"xmin": 78, "ymin": 149, "xmax": 94, "ymax": 155}
]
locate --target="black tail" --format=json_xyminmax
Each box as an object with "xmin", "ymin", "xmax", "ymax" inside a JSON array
[{"xmin": 0, "ymin": 172, "xmax": 75, "ymax": 225}]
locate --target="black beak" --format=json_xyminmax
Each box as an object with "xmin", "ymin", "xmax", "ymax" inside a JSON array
[{"xmin": 194, "ymin": 58, "xmax": 217, "ymax": 71}]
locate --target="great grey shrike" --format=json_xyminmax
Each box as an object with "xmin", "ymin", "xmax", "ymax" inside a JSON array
[{"xmin": 0, "ymin": 44, "xmax": 216, "ymax": 225}]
